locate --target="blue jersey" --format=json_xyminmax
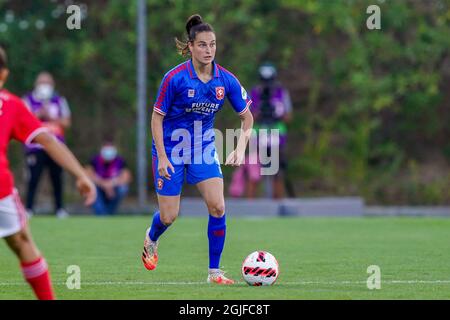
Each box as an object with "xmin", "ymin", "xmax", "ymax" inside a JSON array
[{"xmin": 151, "ymin": 59, "xmax": 252, "ymax": 160}]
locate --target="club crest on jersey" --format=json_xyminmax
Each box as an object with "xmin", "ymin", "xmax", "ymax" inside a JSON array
[
  {"xmin": 157, "ymin": 178, "xmax": 164, "ymax": 190},
  {"xmin": 188, "ymin": 89, "xmax": 195, "ymax": 98},
  {"xmin": 216, "ymin": 87, "xmax": 225, "ymax": 100}
]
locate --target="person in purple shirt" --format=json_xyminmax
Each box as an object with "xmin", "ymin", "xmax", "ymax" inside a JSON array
[
  {"xmin": 229, "ymin": 62, "xmax": 294, "ymax": 199},
  {"xmin": 249, "ymin": 62, "xmax": 294, "ymax": 198},
  {"xmin": 22, "ymin": 72, "xmax": 72, "ymax": 218},
  {"xmin": 85, "ymin": 141, "xmax": 132, "ymax": 215}
]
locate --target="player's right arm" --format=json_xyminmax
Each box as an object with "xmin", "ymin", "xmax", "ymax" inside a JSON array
[
  {"xmin": 33, "ymin": 132, "xmax": 96, "ymax": 205},
  {"xmin": 151, "ymin": 111, "xmax": 174, "ymax": 180},
  {"xmin": 152, "ymin": 72, "xmax": 176, "ymax": 180}
]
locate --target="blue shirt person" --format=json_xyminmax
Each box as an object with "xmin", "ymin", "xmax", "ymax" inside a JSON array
[{"xmin": 141, "ymin": 14, "xmax": 254, "ymax": 285}]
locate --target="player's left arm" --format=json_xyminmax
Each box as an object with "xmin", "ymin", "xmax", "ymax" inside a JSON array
[
  {"xmin": 225, "ymin": 109, "xmax": 254, "ymax": 166},
  {"xmin": 224, "ymin": 74, "xmax": 254, "ymax": 166}
]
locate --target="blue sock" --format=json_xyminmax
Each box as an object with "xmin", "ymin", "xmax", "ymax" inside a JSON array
[
  {"xmin": 208, "ymin": 214, "xmax": 226, "ymax": 269},
  {"xmin": 149, "ymin": 211, "xmax": 170, "ymax": 242}
]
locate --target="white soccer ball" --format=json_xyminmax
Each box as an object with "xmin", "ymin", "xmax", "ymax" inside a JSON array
[{"xmin": 241, "ymin": 251, "xmax": 279, "ymax": 286}]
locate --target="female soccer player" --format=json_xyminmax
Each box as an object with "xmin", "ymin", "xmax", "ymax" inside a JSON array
[
  {"xmin": 0, "ymin": 47, "xmax": 96, "ymax": 299},
  {"xmin": 142, "ymin": 14, "xmax": 254, "ymax": 284}
]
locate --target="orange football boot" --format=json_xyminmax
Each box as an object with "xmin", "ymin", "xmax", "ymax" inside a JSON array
[
  {"xmin": 142, "ymin": 228, "xmax": 158, "ymax": 270},
  {"xmin": 207, "ymin": 270, "xmax": 235, "ymax": 285}
]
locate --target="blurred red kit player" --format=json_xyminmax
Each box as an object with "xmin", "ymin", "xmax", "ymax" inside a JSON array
[{"xmin": 0, "ymin": 47, "xmax": 96, "ymax": 300}]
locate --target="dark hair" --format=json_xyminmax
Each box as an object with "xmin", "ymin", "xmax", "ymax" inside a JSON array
[
  {"xmin": 0, "ymin": 46, "xmax": 7, "ymax": 70},
  {"xmin": 175, "ymin": 14, "xmax": 215, "ymax": 57}
]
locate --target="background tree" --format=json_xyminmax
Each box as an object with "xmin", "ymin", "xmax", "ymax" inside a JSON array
[{"xmin": 1, "ymin": 0, "xmax": 449, "ymax": 204}]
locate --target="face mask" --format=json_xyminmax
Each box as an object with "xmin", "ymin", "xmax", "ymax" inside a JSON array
[
  {"xmin": 259, "ymin": 65, "xmax": 277, "ymax": 81},
  {"xmin": 35, "ymin": 84, "xmax": 54, "ymax": 100},
  {"xmin": 101, "ymin": 147, "xmax": 118, "ymax": 162}
]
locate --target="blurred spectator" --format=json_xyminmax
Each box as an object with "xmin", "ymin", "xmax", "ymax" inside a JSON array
[
  {"xmin": 85, "ymin": 141, "xmax": 131, "ymax": 215},
  {"xmin": 22, "ymin": 72, "xmax": 72, "ymax": 218},
  {"xmin": 229, "ymin": 62, "xmax": 294, "ymax": 199}
]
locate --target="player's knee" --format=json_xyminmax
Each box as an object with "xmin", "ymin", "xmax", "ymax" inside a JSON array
[
  {"xmin": 160, "ymin": 214, "xmax": 177, "ymax": 225},
  {"xmin": 6, "ymin": 236, "xmax": 21, "ymax": 254},
  {"xmin": 209, "ymin": 202, "xmax": 225, "ymax": 217},
  {"xmin": 6, "ymin": 230, "xmax": 32, "ymax": 254}
]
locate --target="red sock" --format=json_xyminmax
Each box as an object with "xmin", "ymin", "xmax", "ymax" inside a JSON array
[{"xmin": 20, "ymin": 257, "xmax": 55, "ymax": 300}]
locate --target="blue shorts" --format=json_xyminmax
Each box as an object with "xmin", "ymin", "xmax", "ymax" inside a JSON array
[{"xmin": 152, "ymin": 153, "xmax": 223, "ymax": 196}]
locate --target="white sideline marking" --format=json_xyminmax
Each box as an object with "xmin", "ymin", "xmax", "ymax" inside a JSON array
[{"xmin": 1, "ymin": 280, "xmax": 450, "ymax": 286}]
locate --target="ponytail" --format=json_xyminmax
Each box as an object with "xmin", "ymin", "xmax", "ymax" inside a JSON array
[{"xmin": 175, "ymin": 14, "xmax": 215, "ymax": 57}]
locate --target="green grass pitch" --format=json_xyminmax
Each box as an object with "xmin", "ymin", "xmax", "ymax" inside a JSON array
[{"xmin": 1, "ymin": 216, "xmax": 449, "ymax": 299}]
